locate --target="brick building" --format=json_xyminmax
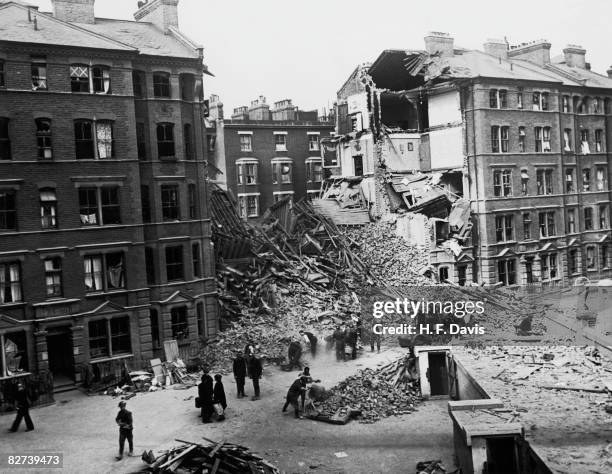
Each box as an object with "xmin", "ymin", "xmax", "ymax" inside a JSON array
[
  {"xmin": 0, "ymin": 0, "xmax": 217, "ymax": 392},
  {"xmin": 329, "ymin": 33, "xmax": 612, "ymax": 287},
  {"xmin": 207, "ymin": 95, "xmax": 334, "ymax": 219}
]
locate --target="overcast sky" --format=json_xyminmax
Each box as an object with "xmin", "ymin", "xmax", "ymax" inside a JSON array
[{"xmin": 35, "ymin": 0, "xmax": 612, "ymax": 114}]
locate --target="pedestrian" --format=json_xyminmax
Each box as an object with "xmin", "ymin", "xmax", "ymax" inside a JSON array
[
  {"xmin": 198, "ymin": 367, "xmax": 214, "ymax": 423},
  {"xmin": 299, "ymin": 330, "xmax": 318, "ymax": 358},
  {"xmin": 213, "ymin": 374, "xmax": 227, "ymax": 421},
  {"xmin": 248, "ymin": 354, "xmax": 262, "ymax": 400},
  {"xmin": 333, "ymin": 325, "xmax": 346, "ymax": 362},
  {"xmin": 115, "ymin": 401, "xmax": 133, "ymax": 460},
  {"xmin": 287, "ymin": 339, "xmax": 303, "ymax": 370},
  {"xmin": 282, "ymin": 377, "xmax": 306, "ymax": 419},
  {"xmin": 346, "ymin": 324, "xmax": 358, "ymax": 360},
  {"xmin": 9, "ymin": 382, "xmax": 34, "ymax": 433},
  {"xmin": 370, "ymin": 327, "xmax": 381, "ymax": 353},
  {"xmin": 232, "ymin": 351, "xmax": 248, "ymax": 398}
]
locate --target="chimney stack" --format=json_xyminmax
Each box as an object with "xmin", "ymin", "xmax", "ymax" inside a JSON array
[
  {"xmin": 248, "ymin": 96, "xmax": 270, "ymax": 121},
  {"xmin": 134, "ymin": 0, "xmax": 179, "ymax": 32},
  {"xmin": 507, "ymin": 39, "xmax": 551, "ymax": 66},
  {"xmin": 607, "ymin": 66, "xmax": 612, "ymax": 79},
  {"xmin": 51, "ymin": 0, "xmax": 95, "ymax": 24},
  {"xmin": 483, "ymin": 39, "xmax": 508, "ymax": 60},
  {"xmin": 208, "ymin": 95, "xmax": 223, "ymax": 121},
  {"xmin": 563, "ymin": 44, "xmax": 587, "ymax": 69},
  {"xmin": 424, "ymin": 32, "xmax": 454, "ymax": 58},
  {"xmin": 272, "ymin": 99, "xmax": 296, "ymax": 121}
]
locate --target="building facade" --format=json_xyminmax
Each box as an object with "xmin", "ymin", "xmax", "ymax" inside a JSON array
[
  {"xmin": 329, "ymin": 33, "xmax": 612, "ymax": 287},
  {"xmin": 0, "ymin": 0, "xmax": 217, "ymax": 390},
  {"xmin": 208, "ymin": 96, "xmax": 333, "ymax": 219}
]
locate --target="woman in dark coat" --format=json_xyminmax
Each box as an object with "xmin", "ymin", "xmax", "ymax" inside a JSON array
[
  {"xmin": 198, "ymin": 368, "xmax": 214, "ymax": 423},
  {"xmin": 213, "ymin": 374, "xmax": 227, "ymax": 421}
]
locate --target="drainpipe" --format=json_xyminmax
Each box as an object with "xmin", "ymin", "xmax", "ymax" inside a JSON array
[{"xmin": 470, "ymin": 82, "xmax": 484, "ymax": 284}]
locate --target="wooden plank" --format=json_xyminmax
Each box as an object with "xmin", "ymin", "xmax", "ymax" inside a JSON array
[
  {"xmin": 209, "ymin": 439, "xmax": 226, "ymax": 458},
  {"xmin": 210, "ymin": 457, "xmax": 221, "ymax": 474},
  {"xmin": 538, "ymin": 384, "xmax": 607, "ymax": 393},
  {"xmin": 448, "ymin": 399, "xmax": 505, "ymax": 411},
  {"xmin": 158, "ymin": 444, "xmax": 198, "ymax": 470}
]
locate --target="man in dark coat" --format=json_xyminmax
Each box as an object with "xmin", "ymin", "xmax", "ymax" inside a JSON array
[
  {"xmin": 213, "ymin": 374, "xmax": 227, "ymax": 421},
  {"xmin": 346, "ymin": 325, "xmax": 358, "ymax": 360},
  {"xmin": 282, "ymin": 377, "xmax": 306, "ymax": 418},
  {"xmin": 248, "ymin": 355, "xmax": 262, "ymax": 400},
  {"xmin": 287, "ymin": 339, "xmax": 303, "ymax": 370},
  {"xmin": 198, "ymin": 368, "xmax": 214, "ymax": 423},
  {"xmin": 299, "ymin": 330, "xmax": 318, "ymax": 358},
  {"xmin": 333, "ymin": 325, "xmax": 346, "ymax": 362},
  {"xmin": 232, "ymin": 352, "xmax": 248, "ymax": 398},
  {"xmin": 115, "ymin": 401, "xmax": 133, "ymax": 460},
  {"xmin": 9, "ymin": 382, "xmax": 34, "ymax": 433}
]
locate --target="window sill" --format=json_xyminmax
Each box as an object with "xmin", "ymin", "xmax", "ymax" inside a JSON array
[
  {"xmin": 0, "ymin": 372, "xmax": 32, "ymax": 382},
  {"xmin": 0, "ymin": 302, "xmax": 25, "ymax": 309},
  {"xmin": 32, "ymin": 298, "xmax": 80, "ymax": 307},
  {"xmin": 85, "ymin": 289, "xmax": 128, "ymax": 298},
  {"xmin": 90, "ymin": 354, "xmax": 133, "ymax": 364}
]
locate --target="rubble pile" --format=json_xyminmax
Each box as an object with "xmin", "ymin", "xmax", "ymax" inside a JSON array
[
  {"xmin": 140, "ymin": 439, "xmax": 279, "ymax": 473},
  {"xmin": 313, "ymin": 355, "xmax": 421, "ymax": 424}
]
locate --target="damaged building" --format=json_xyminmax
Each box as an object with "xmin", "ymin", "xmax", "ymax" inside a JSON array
[{"xmin": 321, "ymin": 32, "xmax": 612, "ymax": 287}]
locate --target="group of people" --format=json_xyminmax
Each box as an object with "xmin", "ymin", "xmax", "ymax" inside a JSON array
[
  {"xmin": 332, "ymin": 322, "xmax": 362, "ymax": 361},
  {"xmin": 232, "ymin": 344, "xmax": 263, "ymax": 400},
  {"xmin": 282, "ymin": 366, "xmax": 320, "ymax": 419},
  {"xmin": 198, "ymin": 367, "xmax": 227, "ymax": 423}
]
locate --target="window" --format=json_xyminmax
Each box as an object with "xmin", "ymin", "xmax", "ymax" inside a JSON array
[
  {"xmin": 593, "ymin": 98, "xmax": 601, "ymax": 114},
  {"xmin": 307, "ymin": 159, "xmax": 323, "ymax": 183},
  {"xmin": 595, "ymin": 129, "xmax": 604, "ymax": 152},
  {"xmin": 495, "ymin": 214, "xmax": 514, "ymax": 242},
  {"xmin": 493, "ymin": 169, "xmax": 512, "ymax": 197},
  {"xmin": 240, "ymin": 134, "xmax": 252, "ymax": 152},
  {"xmin": 157, "ymin": 123, "xmax": 175, "ymax": 158},
  {"xmin": 44, "ymin": 257, "xmax": 62, "ymax": 297},
  {"xmin": 599, "ymin": 204, "xmax": 608, "ymax": 229},
  {"xmin": 602, "ymin": 245, "xmax": 609, "ymax": 269},
  {"xmin": 535, "ymin": 126, "xmax": 551, "ymax": 152},
  {"xmin": 132, "ymin": 70, "xmax": 145, "ymax": 98},
  {"xmin": 179, "ymin": 74, "xmax": 194, "ymax": 101},
  {"xmin": 74, "ymin": 120, "xmax": 113, "ymax": 159},
  {"xmin": 583, "ymin": 168, "xmax": 591, "ymax": 191},
  {"xmin": 568, "ymin": 249, "xmax": 578, "ymax": 274},
  {"xmin": 31, "ymin": 56, "xmax": 47, "ymax": 91},
  {"xmin": 275, "ymin": 134, "xmax": 287, "ymax": 151},
  {"xmin": 498, "ymin": 259, "xmax": 516, "ymax": 286},
  {"xmin": 0, "ymin": 262, "xmax": 22, "ymax": 304},
  {"xmin": 207, "ymin": 135, "xmax": 216, "ymax": 152},
  {"xmin": 536, "ymin": 169, "xmax": 554, "ymax": 195},
  {"xmin": 541, "ymin": 253, "xmax": 558, "ymax": 280},
  {"xmin": 238, "ymin": 195, "xmax": 259, "ymax": 218},
  {"xmin": 36, "ymin": 118, "xmax": 53, "ymax": 159},
  {"xmin": 78, "ymin": 186, "xmax": 121, "ymax": 226},
  {"xmin": 237, "ymin": 160, "xmax": 258, "ymax": 185},
  {"xmin": 40, "ymin": 188, "xmax": 57, "ymax": 229},
  {"xmin": 532, "ymin": 92, "xmax": 548, "ymax": 111},
  {"xmin": 576, "ymin": 97, "xmax": 586, "ymax": 114},
  {"xmin": 145, "ymin": 247, "xmax": 155, "ymax": 285},
  {"xmin": 491, "ymin": 126, "xmax": 508, "ymax": 153},
  {"xmin": 584, "ymin": 207, "xmax": 593, "ymax": 230},
  {"xmin": 83, "ymin": 252, "xmax": 125, "ymax": 292},
  {"xmin": 518, "ymin": 126, "xmax": 526, "ymax": 152},
  {"xmin": 0, "ymin": 118, "xmax": 11, "ymax": 160},
  {"xmin": 141, "ymin": 185, "xmax": 151, "ymax": 223},
  {"xmin": 586, "ymin": 246, "xmax": 596, "ymax": 269},
  {"xmin": 153, "ymin": 72, "xmax": 171, "ymax": 98},
  {"xmin": 171, "ymin": 307, "xmax": 189, "ymax": 340},
  {"xmin": 70, "ymin": 64, "xmax": 110, "ymax": 94},
  {"xmin": 597, "ymin": 167, "xmax": 606, "ymax": 191},
  {"xmin": 563, "ymin": 129, "xmax": 572, "ymax": 152},
  {"xmin": 150, "ymin": 309, "xmax": 160, "ymax": 349},
  {"xmin": 489, "ymin": 89, "xmax": 498, "ymax": 108},
  {"xmin": 538, "ymin": 211, "xmax": 556, "ymax": 237},
  {"xmin": 565, "ymin": 168, "xmax": 575, "ymax": 192},
  {"xmin": 0, "ymin": 60, "xmax": 4, "ymax": 87},
  {"xmin": 567, "ymin": 209, "xmax": 576, "ymax": 233},
  {"xmin": 161, "ymin": 185, "xmax": 180, "ymax": 221},
  {"xmin": 0, "ymin": 190, "xmax": 17, "ymax": 230},
  {"xmin": 521, "ymin": 169, "xmax": 529, "ymax": 195},
  {"xmin": 197, "ymin": 302, "xmax": 206, "ymax": 337},
  {"xmin": 136, "ymin": 123, "xmax": 146, "ymax": 160},
  {"xmin": 188, "ymin": 183, "xmax": 196, "ymax": 219},
  {"xmin": 522, "ymin": 213, "xmax": 531, "ymax": 240},
  {"xmin": 272, "ymin": 160, "xmax": 293, "ymax": 184},
  {"xmin": 70, "ymin": 64, "xmax": 89, "ymax": 92},
  {"xmin": 0, "ymin": 331, "xmax": 28, "ymax": 377},
  {"xmin": 183, "ymin": 124, "xmax": 193, "ymax": 160},
  {"xmin": 517, "ymin": 89, "xmax": 523, "ymax": 109},
  {"xmin": 308, "ymin": 134, "xmax": 320, "ymax": 151},
  {"xmin": 165, "ymin": 245, "xmax": 184, "ymax": 281},
  {"xmin": 88, "ymin": 316, "xmax": 131, "ymax": 359},
  {"xmin": 192, "ymin": 242, "xmax": 201, "ymax": 278},
  {"xmin": 562, "ymin": 95, "xmax": 570, "ymax": 113},
  {"xmin": 580, "ymin": 130, "xmax": 590, "ymax": 154}
]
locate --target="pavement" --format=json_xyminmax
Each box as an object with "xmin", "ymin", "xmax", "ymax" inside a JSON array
[{"xmin": 0, "ymin": 345, "xmax": 457, "ymax": 474}]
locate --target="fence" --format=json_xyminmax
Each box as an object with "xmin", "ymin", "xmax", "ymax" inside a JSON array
[{"xmin": 0, "ymin": 372, "xmax": 55, "ymax": 413}]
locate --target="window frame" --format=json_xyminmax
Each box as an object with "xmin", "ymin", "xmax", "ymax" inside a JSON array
[
  {"xmin": 0, "ymin": 189, "xmax": 17, "ymax": 230},
  {"xmin": 156, "ymin": 122, "xmax": 175, "ymax": 158},
  {"xmin": 40, "ymin": 187, "xmax": 58, "ymax": 229},
  {"xmin": 153, "ymin": 72, "xmax": 171, "ymax": 98},
  {"xmin": 274, "ymin": 133, "xmax": 287, "ymax": 152},
  {"xmin": 78, "ymin": 186, "xmax": 121, "ymax": 226},
  {"xmin": 36, "ymin": 118, "xmax": 53, "ymax": 160},
  {"xmin": 495, "ymin": 214, "xmax": 514, "ymax": 242},
  {"xmin": 83, "ymin": 252, "xmax": 125, "ymax": 293},
  {"xmin": 170, "ymin": 307, "xmax": 189, "ymax": 340},
  {"xmin": 0, "ymin": 262, "xmax": 22, "ymax": 304},
  {"xmin": 0, "ymin": 117, "xmax": 11, "ymax": 160},
  {"xmin": 160, "ymin": 184, "xmax": 180, "ymax": 221},
  {"xmin": 165, "ymin": 245, "xmax": 185, "ymax": 282},
  {"xmin": 31, "ymin": 56, "xmax": 47, "ymax": 91},
  {"xmin": 44, "ymin": 257, "xmax": 63, "ymax": 298}
]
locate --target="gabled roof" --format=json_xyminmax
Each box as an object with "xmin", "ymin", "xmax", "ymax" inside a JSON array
[
  {"xmin": 77, "ymin": 18, "xmax": 201, "ymax": 59},
  {"xmin": 0, "ymin": 2, "xmax": 136, "ymax": 52}
]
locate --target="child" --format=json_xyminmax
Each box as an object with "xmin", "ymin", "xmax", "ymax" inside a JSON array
[{"xmin": 213, "ymin": 374, "xmax": 227, "ymax": 421}]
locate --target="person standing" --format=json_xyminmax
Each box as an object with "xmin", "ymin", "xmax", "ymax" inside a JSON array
[
  {"xmin": 287, "ymin": 339, "xmax": 303, "ymax": 370},
  {"xmin": 282, "ymin": 377, "xmax": 306, "ymax": 419},
  {"xmin": 115, "ymin": 401, "xmax": 133, "ymax": 460},
  {"xmin": 213, "ymin": 374, "xmax": 227, "ymax": 421},
  {"xmin": 299, "ymin": 330, "xmax": 318, "ymax": 358},
  {"xmin": 198, "ymin": 368, "xmax": 214, "ymax": 423},
  {"xmin": 9, "ymin": 382, "xmax": 34, "ymax": 433},
  {"xmin": 346, "ymin": 325, "xmax": 358, "ymax": 360},
  {"xmin": 248, "ymin": 355, "xmax": 262, "ymax": 400},
  {"xmin": 232, "ymin": 352, "xmax": 248, "ymax": 398},
  {"xmin": 333, "ymin": 325, "xmax": 346, "ymax": 362}
]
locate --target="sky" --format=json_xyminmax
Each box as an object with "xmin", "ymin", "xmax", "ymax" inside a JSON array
[{"xmin": 34, "ymin": 0, "xmax": 612, "ymax": 115}]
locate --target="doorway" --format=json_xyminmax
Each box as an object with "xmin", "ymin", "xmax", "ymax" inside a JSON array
[
  {"xmin": 46, "ymin": 327, "xmax": 74, "ymax": 384},
  {"xmin": 428, "ymin": 352, "xmax": 449, "ymax": 396},
  {"xmin": 485, "ymin": 436, "xmax": 519, "ymax": 474},
  {"xmin": 353, "ymin": 155, "xmax": 364, "ymax": 177}
]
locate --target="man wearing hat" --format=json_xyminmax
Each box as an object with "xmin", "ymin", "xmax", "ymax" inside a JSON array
[
  {"xmin": 115, "ymin": 401, "xmax": 133, "ymax": 460},
  {"xmin": 232, "ymin": 351, "xmax": 248, "ymax": 398}
]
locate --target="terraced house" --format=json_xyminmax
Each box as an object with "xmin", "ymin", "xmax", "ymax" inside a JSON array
[
  {"xmin": 0, "ymin": 0, "xmax": 217, "ymax": 399},
  {"xmin": 329, "ymin": 33, "xmax": 612, "ymax": 287}
]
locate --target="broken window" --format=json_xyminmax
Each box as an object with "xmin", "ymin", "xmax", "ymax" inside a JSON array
[
  {"xmin": 567, "ymin": 209, "xmax": 576, "ymax": 233},
  {"xmin": 568, "ymin": 249, "xmax": 578, "ymax": 274},
  {"xmin": 96, "ymin": 121, "xmax": 113, "ymax": 158},
  {"xmin": 153, "ymin": 72, "xmax": 171, "ymax": 98},
  {"xmin": 438, "ymin": 267, "xmax": 449, "ymax": 282},
  {"xmin": 517, "ymin": 89, "xmax": 523, "ymax": 109},
  {"xmin": 562, "ymin": 95, "xmax": 570, "ymax": 113},
  {"xmin": 522, "ymin": 213, "xmax": 531, "ymax": 240},
  {"xmin": 586, "ymin": 246, "xmax": 596, "ymax": 269},
  {"xmin": 0, "ymin": 262, "xmax": 22, "ymax": 304},
  {"xmin": 308, "ymin": 134, "xmax": 320, "ymax": 151},
  {"xmin": 577, "ymin": 97, "xmax": 587, "ymax": 114},
  {"xmin": 0, "ymin": 117, "xmax": 10, "ymax": 160},
  {"xmin": 595, "ymin": 129, "xmax": 603, "ymax": 152},
  {"xmin": 493, "ymin": 169, "xmax": 512, "ymax": 197},
  {"xmin": 78, "ymin": 186, "xmax": 120, "ymax": 226},
  {"xmin": 532, "ymin": 91, "xmax": 548, "ymax": 111},
  {"xmin": 563, "ymin": 129, "xmax": 572, "ymax": 152},
  {"xmin": 306, "ymin": 158, "xmax": 323, "ymax": 183},
  {"xmin": 538, "ymin": 211, "xmax": 556, "ymax": 237},
  {"xmin": 599, "ymin": 204, "xmax": 608, "ymax": 229},
  {"xmin": 583, "ymin": 168, "xmax": 591, "ymax": 191},
  {"xmin": 593, "ymin": 98, "xmax": 601, "ymax": 114},
  {"xmin": 521, "ymin": 169, "xmax": 529, "ymax": 195},
  {"xmin": 31, "ymin": 56, "xmax": 47, "ymax": 91},
  {"xmin": 36, "ymin": 118, "xmax": 53, "ymax": 159},
  {"xmin": 239, "ymin": 135, "xmax": 252, "ymax": 152},
  {"xmin": 596, "ymin": 167, "xmax": 606, "ymax": 191},
  {"xmin": 0, "ymin": 190, "xmax": 16, "ymax": 230},
  {"xmin": 541, "ymin": 253, "xmax": 558, "ymax": 280},
  {"xmin": 44, "ymin": 257, "xmax": 62, "ymax": 297},
  {"xmin": 518, "ymin": 126, "xmax": 526, "ymax": 152},
  {"xmin": 237, "ymin": 160, "xmax": 258, "ymax": 184},
  {"xmin": 1, "ymin": 331, "xmax": 29, "ymax": 377},
  {"xmin": 565, "ymin": 168, "xmax": 574, "ymax": 192},
  {"xmin": 71, "ymin": 64, "xmax": 110, "ymax": 94},
  {"xmin": 495, "ymin": 214, "xmax": 514, "ymax": 242},
  {"xmin": 272, "ymin": 160, "xmax": 293, "ymax": 184},
  {"xmin": 237, "ymin": 195, "xmax": 259, "ymax": 218},
  {"xmin": 497, "ymin": 259, "xmax": 516, "ymax": 286},
  {"xmin": 83, "ymin": 252, "xmax": 124, "ymax": 293},
  {"xmin": 40, "ymin": 188, "xmax": 57, "ymax": 229},
  {"xmin": 171, "ymin": 307, "xmax": 189, "ymax": 340},
  {"xmin": 165, "ymin": 245, "xmax": 184, "ymax": 281},
  {"xmin": 157, "ymin": 123, "xmax": 175, "ymax": 158},
  {"xmin": 584, "ymin": 207, "xmax": 593, "ymax": 230},
  {"xmin": 536, "ymin": 169, "xmax": 553, "ymax": 195},
  {"xmin": 161, "ymin": 185, "xmax": 180, "ymax": 221}
]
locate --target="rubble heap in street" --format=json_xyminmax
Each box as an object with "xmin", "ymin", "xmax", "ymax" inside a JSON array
[
  {"xmin": 312, "ymin": 355, "xmax": 421, "ymax": 424},
  {"xmin": 140, "ymin": 439, "xmax": 279, "ymax": 473}
]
